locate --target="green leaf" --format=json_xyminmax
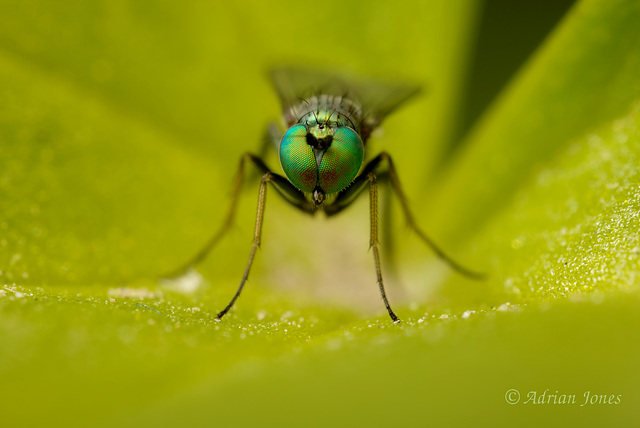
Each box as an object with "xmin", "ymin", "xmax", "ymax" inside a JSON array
[
  {"xmin": 0, "ymin": 0, "xmax": 478, "ymax": 285},
  {"xmin": 1, "ymin": 0, "xmax": 639, "ymax": 427},
  {"xmin": 429, "ymin": 0, "xmax": 640, "ymax": 245}
]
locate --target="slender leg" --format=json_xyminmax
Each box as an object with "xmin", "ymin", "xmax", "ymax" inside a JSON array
[
  {"xmin": 375, "ymin": 152, "xmax": 485, "ymax": 279},
  {"xmin": 216, "ymin": 172, "xmax": 272, "ymax": 319},
  {"xmin": 249, "ymin": 124, "xmax": 281, "ymax": 181},
  {"xmin": 329, "ymin": 153, "xmax": 484, "ymax": 279},
  {"xmin": 163, "ymin": 154, "xmax": 250, "ymax": 278},
  {"xmin": 165, "ymin": 152, "xmax": 313, "ymax": 278},
  {"xmin": 367, "ymin": 172, "xmax": 400, "ymax": 322},
  {"xmin": 324, "ymin": 169, "xmax": 399, "ymax": 322},
  {"xmin": 216, "ymin": 163, "xmax": 314, "ymax": 319}
]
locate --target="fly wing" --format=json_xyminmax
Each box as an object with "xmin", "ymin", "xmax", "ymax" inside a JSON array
[{"xmin": 270, "ymin": 67, "xmax": 421, "ymax": 129}]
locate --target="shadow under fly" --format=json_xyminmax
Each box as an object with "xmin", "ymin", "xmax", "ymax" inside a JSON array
[{"xmin": 167, "ymin": 67, "xmax": 484, "ymax": 322}]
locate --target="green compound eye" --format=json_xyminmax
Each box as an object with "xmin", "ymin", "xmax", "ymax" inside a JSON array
[
  {"xmin": 279, "ymin": 124, "xmax": 318, "ymax": 192},
  {"xmin": 318, "ymin": 127, "xmax": 364, "ymax": 194}
]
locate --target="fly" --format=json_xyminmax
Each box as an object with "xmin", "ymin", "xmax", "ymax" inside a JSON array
[{"xmin": 169, "ymin": 67, "xmax": 483, "ymax": 322}]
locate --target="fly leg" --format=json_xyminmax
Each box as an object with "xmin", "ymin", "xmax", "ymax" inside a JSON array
[
  {"xmin": 216, "ymin": 171, "xmax": 267, "ymax": 319},
  {"xmin": 367, "ymin": 171, "xmax": 399, "ymax": 322},
  {"xmin": 335, "ymin": 153, "xmax": 484, "ymax": 279},
  {"xmin": 212, "ymin": 160, "xmax": 313, "ymax": 320},
  {"xmin": 216, "ymin": 166, "xmax": 314, "ymax": 319},
  {"xmin": 165, "ymin": 152, "xmax": 312, "ymax": 278},
  {"xmin": 325, "ymin": 169, "xmax": 399, "ymax": 322},
  {"xmin": 370, "ymin": 152, "xmax": 485, "ymax": 279},
  {"xmin": 325, "ymin": 152, "xmax": 485, "ymax": 321}
]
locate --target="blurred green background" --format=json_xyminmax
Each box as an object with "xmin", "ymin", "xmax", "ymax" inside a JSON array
[{"xmin": 1, "ymin": 0, "xmax": 640, "ymax": 426}]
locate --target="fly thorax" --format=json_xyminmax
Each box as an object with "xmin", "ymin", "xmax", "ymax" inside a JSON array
[{"xmin": 286, "ymin": 95, "xmax": 363, "ymax": 132}]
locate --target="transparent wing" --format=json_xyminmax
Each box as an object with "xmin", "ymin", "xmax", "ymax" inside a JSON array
[{"xmin": 270, "ymin": 66, "xmax": 422, "ymax": 127}]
